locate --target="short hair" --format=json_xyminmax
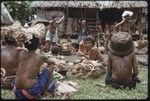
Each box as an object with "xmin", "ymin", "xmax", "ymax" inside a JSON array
[
  {"xmin": 51, "ymin": 45, "xmax": 60, "ymax": 55},
  {"xmin": 84, "ymin": 36, "xmax": 95, "ymax": 45},
  {"xmin": 24, "ymin": 34, "xmax": 39, "ymax": 51},
  {"xmin": 2, "ymin": 29, "xmax": 16, "ymax": 45},
  {"xmin": 4, "ymin": 36, "xmax": 16, "ymax": 45}
]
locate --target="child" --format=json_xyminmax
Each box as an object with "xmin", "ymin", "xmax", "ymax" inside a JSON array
[
  {"xmin": 13, "ymin": 35, "xmax": 56, "ymax": 99},
  {"xmin": 51, "ymin": 44, "xmax": 61, "ymax": 56},
  {"xmin": 105, "ymin": 32, "xmax": 140, "ymax": 89},
  {"xmin": 78, "ymin": 36, "xmax": 104, "ymax": 62}
]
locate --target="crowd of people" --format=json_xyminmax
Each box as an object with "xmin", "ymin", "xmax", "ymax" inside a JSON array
[{"xmin": 1, "ymin": 10, "xmax": 144, "ymax": 99}]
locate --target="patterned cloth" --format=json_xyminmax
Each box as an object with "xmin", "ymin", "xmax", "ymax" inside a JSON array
[{"xmin": 13, "ymin": 69, "xmax": 51, "ymax": 99}]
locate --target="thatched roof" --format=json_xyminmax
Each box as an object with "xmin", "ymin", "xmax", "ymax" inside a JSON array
[
  {"xmin": 1, "ymin": 2, "xmax": 13, "ymax": 25},
  {"xmin": 31, "ymin": 1, "xmax": 147, "ymax": 9}
]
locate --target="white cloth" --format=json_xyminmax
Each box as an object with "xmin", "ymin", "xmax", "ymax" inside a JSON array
[
  {"xmin": 46, "ymin": 29, "xmax": 59, "ymax": 43},
  {"xmin": 122, "ymin": 11, "xmax": 133, "ymax": 17}
]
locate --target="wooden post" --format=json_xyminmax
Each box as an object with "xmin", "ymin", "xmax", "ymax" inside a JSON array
[
  {"xmin": 139, "ymin": 8, "xmax": 142, "ymax": 39},
  {"xmin": 96, "ymin": 9, "xmax": 100, "ymax": 47},
  {"xmin": 64, "ymin": 7, "xmax": 67, "ymax": 35}
]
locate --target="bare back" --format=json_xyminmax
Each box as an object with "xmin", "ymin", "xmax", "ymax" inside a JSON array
[
  {"xmin": 108, "ymin": 52, "xmax": 138, "ymax": 83},
  {"xmin": 1, "ymin": 45, "xmax": 21, "ymax": 76},
  {"xmin": 89, "ymin": 47, "xmax": 103, "ymax": 61},
  {"xmin": 15, "ymin": 50, "xmax": 45, "ymax": 89}
]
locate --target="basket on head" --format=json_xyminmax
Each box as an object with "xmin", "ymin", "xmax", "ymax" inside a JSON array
[{"xmin": 108, "ymin": 32, "xmax": 134, "ymax": 57}]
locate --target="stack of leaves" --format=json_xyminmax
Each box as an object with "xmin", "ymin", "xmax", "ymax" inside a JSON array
[
  {"xmin": 1, "ymin": 22, "xmax": 27, "ymax": 46},
  {"xmin": 70, "ymin": 59, "xmax": 106, "ymax": 79},
  {"xmin": 54, "ymin": 80, "xmax": 79, "ymax": 99}
]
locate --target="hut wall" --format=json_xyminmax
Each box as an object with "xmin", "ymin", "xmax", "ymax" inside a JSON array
[
  {"xmin": 37, "ymin": 9, "xmax": 64, "ymax": 20},
  {"xmin": 68, "ymin": 8, "xmax": 98, "ymax": 18}
]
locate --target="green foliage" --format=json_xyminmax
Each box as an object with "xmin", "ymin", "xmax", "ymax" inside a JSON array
[{"xmin": 3, "ymin": 1, "xmax": 35, "ymax": 25}]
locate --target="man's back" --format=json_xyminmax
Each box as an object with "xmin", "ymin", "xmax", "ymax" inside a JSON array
[
  {"xmin": 15, "ymin": 50, "xmax": 44, "ymax": 89},
  {"xmin": 109, "ymin": 52, "xmax": 136, "ymax": 83},
  {"xmin": 1, "ymin": 45, "xmax": 21, "ymax": 76}
]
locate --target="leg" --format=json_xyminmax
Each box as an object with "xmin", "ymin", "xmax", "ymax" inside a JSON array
[
  {"xmin": 105, "ymin": 74, "xmax": 112, "ymax": 85},
  {"xmin": 26, "ymin": 69, "xmax": 52, "ymax": 96},
  {"xmin": 105, "ymin": 75, "xmax": 123, "ymax": 89},
  {"xmin": 134, "ymin": 76, "xmax": 141, "ymax": 83},
  {"xmin": 111, "ymin": 82, "xmax": 123, "ymax": 89},
  {"xmin": 48, "ymin": 80, "xmax": 57, "ymax": 94},
  {"xmin": 126, "ymin": 81, "xmax": 136, "ymax": 90},
  {"xmin": 44, "ymin": 41, "xmax": 50, "ymax": 52}
]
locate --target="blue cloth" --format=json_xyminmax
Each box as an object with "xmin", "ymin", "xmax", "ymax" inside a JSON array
[
  {"xmin": 78, "ymin": 32, "xmax": 86, "ymax": 43},
  {"xmin": 14, "ymin": 69, "xmax": 51, "ymax": 99}
]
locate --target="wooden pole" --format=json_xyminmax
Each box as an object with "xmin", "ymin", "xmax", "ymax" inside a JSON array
[
  {"xmin": 96, "ymin": 9, "xmax": 100, "ymax": 47},
  {"xmin": 139, "ymin": 8, "xmax": 142, "ymax": 40}
]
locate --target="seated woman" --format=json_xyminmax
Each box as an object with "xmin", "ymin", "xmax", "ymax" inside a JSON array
[{"xmin": 13, "ymin": 35, "xmax": 56, "ymax": 99}]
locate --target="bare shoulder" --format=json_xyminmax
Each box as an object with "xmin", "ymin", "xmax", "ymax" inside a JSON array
[
  {"xmin": 108, "ymin": 52, "xmax": 113, "ymax": 59},
  {"xmin": 38, "ymin": 54, "xmax": 48, "ymax": 62},
  {"xmin": 92, "ymin": 47, "xmax": 102, "ymax": 54},
  {"xmin": 18, "ymin": 50, "xmax": 28, "ymax": 58},
  {"xmin": 91, "ymin": 47, "xmax": 98, "ymax": 51}
]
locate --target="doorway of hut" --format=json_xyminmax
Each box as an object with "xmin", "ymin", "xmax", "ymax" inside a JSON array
[{"xmin": 99, "ymin": 8, "xmax": 124, "ymax": 32}]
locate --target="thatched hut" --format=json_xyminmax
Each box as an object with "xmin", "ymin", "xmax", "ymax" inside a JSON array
[
  {"xmin": 30, "ymin": 1, "xmax": 148, "ymax": 35},
  {"xmin": 1, "ymin": 2, "xmax": 13, "ymax": 26}
]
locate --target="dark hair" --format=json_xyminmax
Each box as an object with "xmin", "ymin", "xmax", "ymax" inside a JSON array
[
  {"xmin": 4, "ymin": 35, "xmax": 16, "ymax": 46},
  {"xmin": 24, "ymin": 34, "xmax": 39, "ymax": 51},
  {"xmin": 51, "ymin": 45, "xmax": 60, "ymax": 55},
  {"xmin": 84, "ymin": 36, "xmax": 95, "ymax": 45},
  {"xmin": 72, "ymin": 42, "xmax": 79, "ymax": 49},
  {"xmin": 2, "ymin": 29, "xmax": 16, "ymax": 46}
]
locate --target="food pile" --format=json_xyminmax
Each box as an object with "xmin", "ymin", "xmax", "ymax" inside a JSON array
[
  {"xmin": 54, "ymin": 80, "xmax": 79, "ymax": 99},
  {"xmin": 1, "ymin": 21, "xmax": 27, "ymax": 46},
  {"xmin": 1, "ymin": 20, "xmax": 46, "ymax": 46},
  {"xmin": 70, "ymin": 59, "xmax": 106, "ymax": 79}
]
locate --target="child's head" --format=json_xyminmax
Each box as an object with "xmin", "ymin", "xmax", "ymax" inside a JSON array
[
  {"xmin": 122, "ymin": 11, "xmax": 133, "ymax": 21},
  {"xmin": 84, "ymin": 36, "xmax": 95, "ymax": 48},
  {"xmin": 24, "ymin": 34, "xmax": 39, "ymax": 51},
  {"xmin": 51, "ymin": 45, "xmax": 60, "ymax": 55},
  {"xmin": 108, "ymin": 32, "xmax": 134, "ymax": 57}
]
